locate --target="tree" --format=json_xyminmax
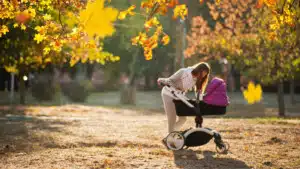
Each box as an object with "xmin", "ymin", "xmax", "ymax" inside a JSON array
[
  {"xmin": 229, "ymin": 6, "xmax": 300, "ymax": 116},
  {"xmin": 185, "ymin": 0, "xmax": 300, "ymax": 116},
  {"xmin": 117, "ymin": 0, "xmax": 190, "ymax": 60},
  {"xmin": 226, "ymin": 0, "xmax": 300, "ymax": 116},
  {"xmin": 0, "ymin": 0, "xmax": 120, "ymax": 104}
]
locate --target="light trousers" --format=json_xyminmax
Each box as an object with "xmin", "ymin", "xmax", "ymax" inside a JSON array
[{"xmin": 161, "ymin": 87, "xmax": 187, "ymax": 133}]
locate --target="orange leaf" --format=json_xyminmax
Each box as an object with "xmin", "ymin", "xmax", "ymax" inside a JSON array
[
  {"xmin": 161, "ymin": 35, "xmax": 170, "ymax": 45},
  {"xmin": 144, "ymin": 48, "xmax": 153, "ymax": 60},
  {"xmin": 199, "ymin": 0, "xmax": 205, "ymax": 4},
  {"xmin": 265, "ymin": 0, "xmax": 277, "ymax": 7},
  {"xmin": 127, "ymin": 5, "xmax": 136, "ymax": 16},
  {"xmin": 158, "ymin": 6, "xmax": 168, "ymax": 15},
  {"xmin": 255, "ymin": 0, "xmax": 264, "ymax": 8},
  {"xmin": 168, "ymin": 0, "xmax": 179, "ymax": 8}
]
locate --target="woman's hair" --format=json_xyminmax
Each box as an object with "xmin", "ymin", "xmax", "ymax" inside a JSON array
[{"xmin": 191, "ymin": 62, "xmax": 211, "ymax": 92}]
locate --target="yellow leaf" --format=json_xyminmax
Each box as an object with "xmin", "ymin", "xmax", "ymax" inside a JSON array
[
  {"xmin": 254, "ymin": 84, "xmax": 262, "ymax": 102},
  {"xmin": 1, "ymin": 25, "xmax": 9, "ymax": 35},
  {"xmin": 156, "ymin": 26, "xmax": 163, "ymax": 34},
  {"xmin": 13, "ymin": 23, "xmax": 19, "ymax": 28},
  {"xmin": 28, "ymin": 7, "xmax": 36, "ymax": 18},
  {"xmin": 126, "ymin": 5, "xmax": 136, "ymax": 16},
  {"xmin": 118, "ymin": 5, "xmax": 135, "ymax": 20},
  {"xmin": 70, "ymin": 56, "xmax": 79, "ymax": 67},
  {"xmin": 173, "ymin": 4, "xmax": 188, "ymax": 20},
  {"xmin": 131, "ymin": 36, "xmax": 139, "ymax": 46},
  {"xmin": 43, "ymin": 47, "xmax": 51, "ymax": 55},
  {"xmin": 20, "ymin": 57, "xmax": 24, "ymax": 63},
  {"xmin": 34, "ymin": 33, "xmax": 45, "ymax": 44},
  {"xmin": 118, "ymin": 11, "xmax": 127, "ymax": 20},
  {"xmin": 44, "ymin": 57, "xmax": 51, "ymax": 63},
  {"xmin": 132, "ymin": 32, "xmax": 147, "ymax": 46},
  {"xmin": 79, "ymin": 0, "xmax": 118, "ymax": 38},
  {"xmin": 4, "ymin": 65, "xmax": 18, "ymax": 73},
  {"xmin": 114, "ymin": 56, "xmax": 120, "ymax": 61},
  {"xmin": 20, "ymin": 24, "xmax": 26, "ymax": 30},
  {"xmin": 65, "ymin": 12, "xmax": 78, "ymax": 27},
  {"xmin": 244, "ymin": 145, "xmax": 249, "ymax": 151},
  {"xmin": 144, "ymin": 48, "xmax": 153, "ymax": 60},
  {"xmin": 161, "ymin": 34, "xmax": 170, "ymax": 45},
  {"xmin": 144, "ymin": 17, "xmax": 160, "ymax": 31},
  {"xmin": 243, "ymin": 82, "xmax": 263, "ymax": 104},
  {"xmin": 43, "ymin": 14, "xmax": 52, "ymax": 21}
]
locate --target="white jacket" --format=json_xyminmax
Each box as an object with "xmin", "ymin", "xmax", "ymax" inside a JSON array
[{"xmin": 158, "ymin": 67, "xmax": 196, "ymax": 92}]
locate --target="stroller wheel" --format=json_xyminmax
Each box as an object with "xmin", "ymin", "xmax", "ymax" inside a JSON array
[
  {"xmin": 216, "ymin": 141, "xmax": 229, "ymax": 154},
  {"xmin": 165, "ymin": 131, "xmax": 185, "ymax": 151}
]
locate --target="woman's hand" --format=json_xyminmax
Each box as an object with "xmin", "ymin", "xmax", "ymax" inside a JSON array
[
  {"xmin": 157, "ymin": 78, "xmax": 169, "ymax": 88},
  {"xmin": 157, "ymin": 78, "xmax": 164, "ymax": 87}
]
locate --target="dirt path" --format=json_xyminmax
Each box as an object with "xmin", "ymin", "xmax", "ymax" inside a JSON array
[{"xmin": 0, "ymin": 105, "xmax": 300, "ymax": 169}]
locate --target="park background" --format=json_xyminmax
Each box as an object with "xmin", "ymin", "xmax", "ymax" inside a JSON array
[{"xmin": 0, "ymin": 0, "xmax": 300, "ymax": 169}]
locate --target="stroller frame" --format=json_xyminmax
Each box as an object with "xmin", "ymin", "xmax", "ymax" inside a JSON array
[{"xmin": 162, "ymin": 85, "xmax": 229, "ymax": 153}]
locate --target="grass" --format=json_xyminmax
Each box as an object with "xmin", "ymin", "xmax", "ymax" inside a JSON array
[
  {"xmin": 0, "ymin": 105, "xmax": 300, "ymax": 168},
  {"xmin": 249, "ymin": 117, "xmax": 300, "ymax": 125},
  {"xmin": 1, "ymin": 90, "xmax": 300, "ymax": 107},
  {"xmin": 1, "ymin": 90, "xmax": 300, "ymax": 125}
]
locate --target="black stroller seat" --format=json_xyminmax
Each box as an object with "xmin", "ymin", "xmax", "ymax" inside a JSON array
[
  {"xmin": 173, "ymin": 99, "xmax": 226, "ymax": 128},
  {"xmin": 173, "ymin": 99, "xmax": 226, "ymax": 116}
]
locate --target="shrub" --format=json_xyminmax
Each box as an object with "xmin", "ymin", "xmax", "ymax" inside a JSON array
[
  {"xmin": 31, "ymin": 76, "xmax": 56, "ymax": 101},
  {"xmin": 61, "ymin": 80, "xmax": 91, "ymax": 102}
]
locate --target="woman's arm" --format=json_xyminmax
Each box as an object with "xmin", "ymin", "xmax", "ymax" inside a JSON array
[{"xmin": 157, "ymin": 68, "xmax": 184, "ymax": 87}]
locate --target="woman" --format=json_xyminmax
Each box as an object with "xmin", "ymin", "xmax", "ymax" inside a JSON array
[{"xmin": 157, "ymin": 62, "xmax": 211, "ymax": 134}]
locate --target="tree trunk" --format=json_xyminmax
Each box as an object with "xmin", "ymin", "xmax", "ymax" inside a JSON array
[
  {"xmin": 175, "ymin": 21, "xmax": 184, "ymax": 70},
  {"xmin": 144, "ymin": 72, "xmax": 151, "ymax": 90},
  {"xmin": 277, "ymin": 81, "xmax": 285, "ymax": 117},
  {"xmin": 10, "ymin": 73, "xmax": 15, "ymax": 105},
  {"xmin": 290, "ymin": 79, "xmax": 295, "ymax": 105},
  {"xmin": 86, "ymin": 63, "xmax": 94, "ymax": 80},
  {"xmin": 19, "ymin": 73, "xmax": 25, "ymax": 105},
  {"xmin": 120, "ymin": 84, "xmax": 136, "ymax": 105},
  {"xmin": 153, "ymin": 73, "xmax": 159, "ymax": 90},
  {"xmin": 120, "ymin": 50, "xmax": 139, "ymax": 105}
]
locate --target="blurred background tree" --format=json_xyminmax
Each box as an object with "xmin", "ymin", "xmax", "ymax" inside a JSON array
[
  {"xmin": 185, "ymin": 0, "xmax": 300, "ymax": 116},
  {"xmin": 0, "ymin": 0, "xmax": 119, "ymax": 104},
  {"xmin": 0, "ymin": 0, "xmax": 299, "ymax": 117}
]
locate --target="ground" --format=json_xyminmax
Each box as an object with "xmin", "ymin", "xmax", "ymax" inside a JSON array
[{"xmin": 0, "ymin": 105, "xmax": 300, "ymax": 169}]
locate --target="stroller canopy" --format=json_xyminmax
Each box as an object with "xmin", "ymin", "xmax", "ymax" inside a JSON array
[{"xmin": 203, "ymin": 77, "xmax": 229, "ymax": 106}]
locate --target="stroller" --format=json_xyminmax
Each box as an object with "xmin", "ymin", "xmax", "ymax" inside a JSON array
[{"xmin": 162, "ymin": 78, "xmax": 229, "ymax": 153}]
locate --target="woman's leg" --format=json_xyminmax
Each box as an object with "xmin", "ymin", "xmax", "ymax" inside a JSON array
[
  {"xmin": 161, "ymin": 87, "xmax": 177, "ymax": 133},
  {"xmin": 175, "ymin": 116, "xmax": 187, "ymax": 130}
]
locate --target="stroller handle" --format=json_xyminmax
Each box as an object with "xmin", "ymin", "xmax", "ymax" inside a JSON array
[
  {"xmin": 159, "ymin": 82, "xmax": 170, "ymax": 87},
  {"xmin": 161, "ymin": 84, "xmax": 195, "ymax": 108}
]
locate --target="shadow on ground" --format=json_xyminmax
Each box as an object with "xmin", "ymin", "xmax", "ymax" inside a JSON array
[
  {"xmin": 0, "ymin": 106, "xmax": 79, "ymax": 154},
  {"xmin": 173, "ymin": 150, "xmax": 250, "ymax": 169}
]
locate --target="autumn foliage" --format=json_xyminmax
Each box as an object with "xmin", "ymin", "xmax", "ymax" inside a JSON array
[
  {"xmin": 1, "ymin": 0, "xmax": 299, "ymax": 68},
  {"xmin": 184, "ymin": 0, "xmax": 300, "ymax": 105},
  {"xmin": 117, "ymin": 0, "xmax": 187, "ymax": 60},
  {"xmin": 0, "ymin": 0, "xmax": 120, "ymax": 73}
]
